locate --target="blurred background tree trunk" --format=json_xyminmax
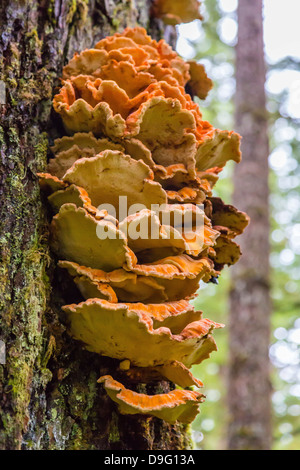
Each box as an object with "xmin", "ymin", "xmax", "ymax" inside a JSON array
[
  {"xmin": 228, "ymin": 0, "xmax": 272, "ymax": 450},
  {"xmin": 0, "ymin": 0, "xmax": 190, "ymax": 450}
]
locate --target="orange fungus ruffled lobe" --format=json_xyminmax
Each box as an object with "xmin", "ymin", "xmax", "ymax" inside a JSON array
[{"xmin": 40, "ymin": 27, "xmax": 249, "ymax": 424}]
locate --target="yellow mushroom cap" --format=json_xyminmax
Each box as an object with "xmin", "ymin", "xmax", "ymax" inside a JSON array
[
  {"xmin": 62, "ymin": 298, "xmax": 223, "ymax": 368},
  {"xmin": 98, "ymin": 374, "xmax": 205, "ymax": 424},
  {"xmin": 153, "ymin": 0, "xmax": 203, "ymax": 26}
]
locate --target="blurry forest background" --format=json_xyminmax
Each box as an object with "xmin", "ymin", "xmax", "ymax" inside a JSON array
[{"xmin": 176, "ymin": 0, "xmax": 300, "ymax": 450}]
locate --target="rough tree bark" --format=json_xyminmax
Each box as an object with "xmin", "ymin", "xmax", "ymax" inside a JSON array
[
  {"xmin": 0, "ymin": 0, "xmax": 191, "ymax": 450},
  {"xmin": 227, "ymin": 0, "xmax": 272, "ymax": 450}
]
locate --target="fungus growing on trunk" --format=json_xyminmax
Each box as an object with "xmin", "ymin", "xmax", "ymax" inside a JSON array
[
  {"xmin": 62, "ymin": 298, "xmax": 223, "ymax": 368},
  {"xmin": 152, "ymin": 0, "xmax": 203, "ymax": 26},
  {"xmin": 187, "ymin": 61, "xmax": 213, "ymax": 100},
  {"xmin": 98, "ymin": 375, "xmax": 205, "ymax": 424},
  {"xmin": 40, "ymin": 27, "xmax": 248, "ymax": 425}
]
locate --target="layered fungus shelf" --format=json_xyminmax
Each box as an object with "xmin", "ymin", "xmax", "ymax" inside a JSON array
[{"xmin": 38, "ymin": 27, "xmax": 249, "ymax": 425}]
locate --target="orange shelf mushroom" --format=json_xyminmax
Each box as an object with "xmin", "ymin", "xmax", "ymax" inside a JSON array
[
  {"xmin": 62, "ymin": 298, "xmax": 223, "ymax": 368},
  {"xmin": 187, "ymin": 61, "xmax": 213, "ymax": 100},
  {"xmin": 152, "ymin": 0, "xmax": 203, "ymax": 26},
  {"xmin": 98, "ymin": 375, "xmax": 205, "ymax": 424},
  {"xmin": 39, "ymin": 27, "xmax": 249, "ymax": 425}
]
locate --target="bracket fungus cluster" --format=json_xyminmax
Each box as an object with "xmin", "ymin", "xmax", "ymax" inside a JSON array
[{"xmin": 39, "ymin": 27, "xmax": 249, "ymax": 425}]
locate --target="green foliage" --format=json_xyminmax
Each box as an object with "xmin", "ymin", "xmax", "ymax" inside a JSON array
[
  {"xmin": 267, "ymin": 63, "xmax": 300, "ymax": 449},
  {"xmin": 190, "ymin": 274, "xmax": 230, "ymax": 449}
]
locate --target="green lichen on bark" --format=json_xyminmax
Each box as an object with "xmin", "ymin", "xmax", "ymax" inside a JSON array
[{"xmin": 0, "ymin": 121, "xmax": 51, "ymax": 448}]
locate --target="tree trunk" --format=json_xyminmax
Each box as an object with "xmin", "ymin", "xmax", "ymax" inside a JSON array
[
  {"xmin": 227, "ymin": 0, "xmax": 272, "ymax": 450},
  {"xmin": 0, "ymin": 0, "xmax": 190, "ymax": 450}
]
